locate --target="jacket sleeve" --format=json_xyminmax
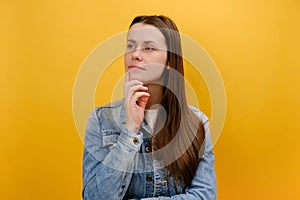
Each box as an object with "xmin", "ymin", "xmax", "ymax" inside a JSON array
[
  {"xmin": 141, "ymin": 114, "xmax": 217, "ymax": 200},
  {"xmin": 82, "ymin": 108, "xmax": 143, "ymax": 200}
]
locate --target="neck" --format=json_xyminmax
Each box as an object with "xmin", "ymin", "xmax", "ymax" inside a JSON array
[{"xmin": 143, "ymin": 84, "xmax": 163, "ymax": 109}]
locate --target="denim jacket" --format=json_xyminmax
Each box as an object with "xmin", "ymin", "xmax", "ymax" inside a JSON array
[{"xmin": 82, "ymin": 99, "xmax": 216, "ymax": 200}]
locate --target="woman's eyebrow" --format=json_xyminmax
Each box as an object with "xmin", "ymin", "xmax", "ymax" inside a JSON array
[
  {"xmin": 144, "ymin": 41, "xmax": 158, "ymax": 45},
  {"xmin": 127, "ymin": 39, "xmax": 137, "ymax": 43},
  {"xmin": 127, "ymin": 39, "xmax": 158, "ymax": 45}
]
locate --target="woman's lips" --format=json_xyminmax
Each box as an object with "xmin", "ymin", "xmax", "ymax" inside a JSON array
[{"xmin": 128, "ymin": 65, "xmax": 145, "ymax": 70}]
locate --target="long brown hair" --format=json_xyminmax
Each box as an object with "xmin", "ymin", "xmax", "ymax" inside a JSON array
[{"xmin": 129, "ymin": 15, "xmax": 206, "ymax": 186}]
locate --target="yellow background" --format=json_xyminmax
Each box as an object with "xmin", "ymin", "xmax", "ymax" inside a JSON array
[{"xmin": 1, "ymin": 0, "xmax": 299, "ymax": 199}]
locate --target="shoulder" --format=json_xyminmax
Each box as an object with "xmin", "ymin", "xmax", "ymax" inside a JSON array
[
  {"xmin": 188, "ymin": 105, "xmax": 213, "ymax": 156},
  {"xmin": 88, "ymin": 99, "xmax": 125, "ymax": 126},
  {"xmin": 93, "ymin": 99, "xmax": 124, "ymax": 116},
  {"xmin": 94, "ymin": 99, "xmax": 123, "ymax": 111},
  {"xmin": 188, "ymin": 105, "xmax": 209, "ymax": 125}
]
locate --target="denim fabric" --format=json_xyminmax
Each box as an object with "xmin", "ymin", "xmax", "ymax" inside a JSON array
[{"xmin": 82, "ymin": 99, "xmax": 216, "ymax": 200}]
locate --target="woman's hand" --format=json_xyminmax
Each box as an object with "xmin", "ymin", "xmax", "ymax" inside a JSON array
[{"xmin": 124, "ymin": 72, "xmax": 150, "ymax": 133}]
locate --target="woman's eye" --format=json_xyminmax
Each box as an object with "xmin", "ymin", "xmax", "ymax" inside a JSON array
[
  {"xmin": 144, "ymin": 46, "xmax": 155, "ymax": 52},
  {"xmin": 126, "ymin": 44, "xmax": 134, "ymax": 49}
]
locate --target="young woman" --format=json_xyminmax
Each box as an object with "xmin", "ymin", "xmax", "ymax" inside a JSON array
[{"xmin": 82, "ymin": 15, "xmax": 216, "ymax": 199}]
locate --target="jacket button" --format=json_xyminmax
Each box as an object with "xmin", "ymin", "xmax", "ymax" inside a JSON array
[
  {"xmin": 121, "ymin": 184, "xmax": 125, "ymax": 190},
  {"xmin": 145, "ymin": 146, "xmax": 151, "ymax": 153},
  {"xmin": 146, "ymin": 176, "xmax": 152, "ymax": 182},
  {"xmin": 133, "ymin": 138, "xmax": 139, "ymax": 144}
]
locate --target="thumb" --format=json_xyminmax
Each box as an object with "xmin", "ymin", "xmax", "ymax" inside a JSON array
[{"xmin": 138, "ymin": 96, "xmax": 149, "ymax": 110}]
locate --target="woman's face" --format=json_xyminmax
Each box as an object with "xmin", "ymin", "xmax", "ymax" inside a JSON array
[{"xmin": 124, "ymin": 23, "xmax": 168, "ymax": 83}]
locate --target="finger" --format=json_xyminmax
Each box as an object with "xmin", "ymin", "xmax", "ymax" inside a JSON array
[
  {"xmin": 124, "ymin": 72, "xmax": 129, "ymax": 96},
  {"xmin": 125, "ymin": 80, "xmax": 143, "ymax": 88},
  {"xmin": 124, "ymin": 80, "xmax": 143, "ymax": 97},
  {"xmin": 125, "ymin": 71, "xmax": 130, "ymax": 83},
  {"xmin": 138, "ymin": 96, "xmax": 149, "ymax": 109},
  {"xmin": 129, "ymin": 84, "xmax": 148, "ymax": 93},
  {"xmin": 126, "ymin": 85, "xmax": 148, "ymax": 99},
  {"xmin": 129, "ymin": 92, "xmax": 150, "ymax": 105}
]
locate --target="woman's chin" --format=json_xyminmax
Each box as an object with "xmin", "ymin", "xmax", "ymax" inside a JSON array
[
  {"xmin": 128, "ymin": 73, "xmax": 144, "ymax": 82},
  {"xmin": 128, "ymin": 74, "xmax": 164, "ymax": 85}
]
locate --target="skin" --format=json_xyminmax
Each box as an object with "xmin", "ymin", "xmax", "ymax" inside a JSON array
[{"xmin": 124, "ymin": 23, "xmax": 168, "ymax": 133}]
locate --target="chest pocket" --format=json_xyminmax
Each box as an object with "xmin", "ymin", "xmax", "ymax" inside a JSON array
[{"xmin": 102, "ymin": 130, "xmax": 120, "ymax": 147}]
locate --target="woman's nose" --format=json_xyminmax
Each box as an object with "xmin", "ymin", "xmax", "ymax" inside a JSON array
[{"xmin": 131, "ymin": 49, "xmax": 142, "ymax": 61}]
